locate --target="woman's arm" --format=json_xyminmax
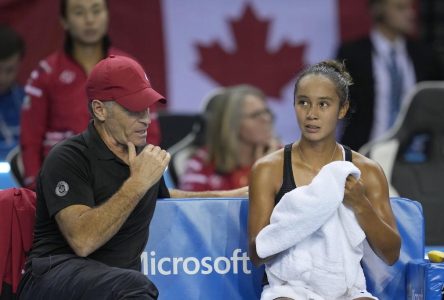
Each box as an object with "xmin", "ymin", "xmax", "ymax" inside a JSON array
[
  {"xmin": 344, "ymin": 154, "xmax": 401, "ymax": 265},
  {"xmin": 248, "ymin": 154, "xmax": 281, "ymax": 266}
]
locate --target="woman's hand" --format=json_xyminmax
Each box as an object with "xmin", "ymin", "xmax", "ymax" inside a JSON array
[{"xmin": 343, "ymin": 175, "xmax": 371, "ymax": 213}]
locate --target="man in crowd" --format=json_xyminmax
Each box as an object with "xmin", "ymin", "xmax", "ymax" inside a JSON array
[
  {"xmin": 336, "ymin": 0, "xmax": 443, "ymax": 150},
  {"xmin": 0, "ymin": 25, "xmax": 25, "ymax": 159}
]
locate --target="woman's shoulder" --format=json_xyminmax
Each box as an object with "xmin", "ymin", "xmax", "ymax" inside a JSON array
[
  {"xmin": 252, "ymin": 147, "xmax": 285, "ymax": 172},
  {"xmin": 249, "ymin": 147, "xmax": 285, "ymax": 194},
  {"xmin": 349, "ymin": 148, "xmax": 385, "ymax": 178}
]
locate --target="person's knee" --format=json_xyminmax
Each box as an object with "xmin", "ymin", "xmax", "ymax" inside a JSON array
[
  {"xmin": 112, "ymin": 270, "xmax": 158, "ymax": 299},
  {"xmin": 123, "ymin": 270, "xmax": 151, "ymax": 287}
]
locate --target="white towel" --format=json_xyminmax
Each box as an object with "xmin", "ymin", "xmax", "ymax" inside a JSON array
[{"xmin": 256, "ymin": 161, "xmax": 376, "ymax": 300}]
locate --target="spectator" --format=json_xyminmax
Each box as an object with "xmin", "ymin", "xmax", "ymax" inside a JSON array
[
  {"xmin": 0, "ymin": 25, "xmax": 25, "ymax": 159},
  {"xmin": 336, "ymin": 0, "xmax": 443, "ymax": 150},
  {"xmin": 179, "ymin": 84, "xmax": 279, "ymax": 191},
  {"xmin": 20, "ymin": 0, "xmax": 161, "ymax": 189}
]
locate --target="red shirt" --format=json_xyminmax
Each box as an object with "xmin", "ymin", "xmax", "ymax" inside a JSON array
[
  {"xmin": 179, "ymin": 148, "xmax": 250, "ymax": 191},
  {"xmin": 20, "ymin": 49, "xmax": 161, "ymax": 188}
]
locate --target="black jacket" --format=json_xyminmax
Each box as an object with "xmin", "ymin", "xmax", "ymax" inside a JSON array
[{"xmin": 336, "ymin": 36, "xmax": 443, "ymax": 150}]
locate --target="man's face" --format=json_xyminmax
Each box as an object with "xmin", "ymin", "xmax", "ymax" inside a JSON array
[
  {"xmin": 104, "ymin": 102, "xmax": 151, "ymax": 148},
  {"xmin": 0, "ymin": 53, "xmax": 21, "ymax": 94},
  {"xmin": 380, "ymin": 0, "xmax": 415, "ymax": 35},
  {"xmin": 62, "ymin": 0, "xmax": 109, "ymax": 46}
]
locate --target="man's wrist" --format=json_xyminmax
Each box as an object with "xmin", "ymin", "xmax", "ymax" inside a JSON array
[{"xmin": 124, "ymin": 176, "xmax": 152, "ymax": 199}]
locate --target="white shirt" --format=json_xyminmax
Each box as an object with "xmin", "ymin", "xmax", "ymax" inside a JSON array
[{"xmin": 370, "ymin": 29, "xmax": 416, "ymax": 140}]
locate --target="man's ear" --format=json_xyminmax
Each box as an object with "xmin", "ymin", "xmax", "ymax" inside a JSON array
[
  {"xmin": 338, "ymin": 100, "xmax": 350, "ymax": 119},
  {"xmin": 91, "ymin": 100, "xmax": 107, "ymax": 121}
]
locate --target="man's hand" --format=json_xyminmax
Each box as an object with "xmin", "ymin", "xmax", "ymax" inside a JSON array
[
  {"xmin": 127, "ymin": 142, "xmax": 170, "ymax": 192},
  {"xmin": 55, "ymin": 144, "xmax": 170, "ymax": 257}
]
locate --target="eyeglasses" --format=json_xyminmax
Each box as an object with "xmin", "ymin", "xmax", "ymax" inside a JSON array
[{"xmin": 242, "ymin": 108, "xmax": 275, "ymax": 121}]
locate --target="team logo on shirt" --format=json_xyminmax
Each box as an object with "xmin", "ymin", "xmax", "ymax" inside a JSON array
[
  {"xmin": 55, "ymin": 181, "xmax": 69, "ymax": 197},
  {"xmin": 59, "ymin": 70, "xmax": 76, "ymax": 84}
]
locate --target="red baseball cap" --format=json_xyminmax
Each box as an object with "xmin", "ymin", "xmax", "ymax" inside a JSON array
[{"xmin": 86, "ymin": 55, "xmax": 166, "ymax": 112}]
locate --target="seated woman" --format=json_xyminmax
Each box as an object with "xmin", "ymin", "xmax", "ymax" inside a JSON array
[
  {"xmin": 248, "ymin": 60, "xmax": 401, "ymax": 300},
  {"xmin": 179, "ymin": 84, "xmax": 279, "ymax": 191}
]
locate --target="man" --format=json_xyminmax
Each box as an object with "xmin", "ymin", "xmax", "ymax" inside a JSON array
[
  {"xmin": 20, "ymin": 0, "xmax": 162, "ymax": 190},
  {"xmin": 18, "ymin": 55, "xmax": 246, "ymax": 299},
  {"xmin": 336, "ymin": 0, "xmax": 443, "ymax": 151},
  {"xmin": 0, "ymin": 25, "xmax": 25, "ymax": 159}
]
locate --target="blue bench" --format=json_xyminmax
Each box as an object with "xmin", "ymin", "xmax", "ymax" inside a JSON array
[{"xmin": 146, "ymin": 197, "xmax": 442, "ymax": 299}]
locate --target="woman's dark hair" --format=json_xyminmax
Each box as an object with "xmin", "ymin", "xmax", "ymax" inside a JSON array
[
  {"xmin": 60, "ymin": 0, "xmax": 108, "ymax": 18},
  {"xmin": 293, "ymin": 60, "xmax": 353, "ymax": 117}
]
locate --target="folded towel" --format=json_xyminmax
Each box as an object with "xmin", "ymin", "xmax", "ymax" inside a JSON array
[{"xmin": 256, "ymin": 161, "xmax": 375, "ymax": 299}]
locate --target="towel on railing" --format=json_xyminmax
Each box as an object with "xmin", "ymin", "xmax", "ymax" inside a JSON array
[{"xmin": 256, "ymin": 161, "xmax": 376, "ymax": 300}]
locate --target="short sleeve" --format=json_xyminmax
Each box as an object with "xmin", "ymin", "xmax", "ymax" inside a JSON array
[{"xmin": 39, "ymin": 143, "xmax": 94, "ymax": 217}]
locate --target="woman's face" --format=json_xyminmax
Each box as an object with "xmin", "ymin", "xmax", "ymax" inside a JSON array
[
  {"xmin": 239, "ymin": 94, "xmax": 274, "ymax": 146},
  {"xmin": 294, "ymin": 74, "xmax": 348, "ymax": 142},
  {"xmin": 62, "ymin": 0, "xmax": 109, "ymax": 46}
]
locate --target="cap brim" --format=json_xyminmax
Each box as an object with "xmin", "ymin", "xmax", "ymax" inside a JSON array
[{"xmin": 116, "ymin": 87, "xmax": 166, "ymax": 112}]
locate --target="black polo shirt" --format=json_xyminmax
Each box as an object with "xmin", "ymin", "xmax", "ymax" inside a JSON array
[{"xmin": 29, "ymin": 122, "xmax": 170, "ymax": 271}]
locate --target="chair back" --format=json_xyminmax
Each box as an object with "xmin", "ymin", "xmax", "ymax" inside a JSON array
[
  {"xmin": 165, "ymin": 115, "xmax": 205, "ymax": 185},
  {"xmin": 360, "ymin": 81, "xmax": 444, "ymax": 245},
  {"xmin": 158, "ymin": 112, "xmax": 202, "ymax": 150},
  {"xmin": 0, "ymin": 188, "xmax": 36, "ymax": 298}
]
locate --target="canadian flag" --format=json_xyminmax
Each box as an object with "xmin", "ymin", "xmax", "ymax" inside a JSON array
[{"xmin": 1, "ymin": 0, "xmax": 370, "ymax": 143}]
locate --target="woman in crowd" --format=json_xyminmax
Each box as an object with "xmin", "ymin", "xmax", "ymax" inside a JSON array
[
  {"xmin": 20, "ymin": 0, "xmax": 161, "ymax": 189},
  {"xmin": 179, "ymin": 84, "xmax": 278, "ymax": 191}
]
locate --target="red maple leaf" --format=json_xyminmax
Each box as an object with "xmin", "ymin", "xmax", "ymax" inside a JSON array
[{"xmin": 196, "ymin": 5, "xmax": 306, "ymax": 99}]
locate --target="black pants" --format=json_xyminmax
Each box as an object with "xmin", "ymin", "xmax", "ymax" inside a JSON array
[{"xmin": 17, "ymin": 254, "xmax": 158, "ymax": 300}]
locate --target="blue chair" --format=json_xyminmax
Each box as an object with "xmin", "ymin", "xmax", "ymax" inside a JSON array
[
  {"xmin": 362, "ymin": 197, "xmax": 424, "ymax": 299},
  {"xmin": 145, "ymin": 197, "xmax": 438, "ymax": 299}
]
